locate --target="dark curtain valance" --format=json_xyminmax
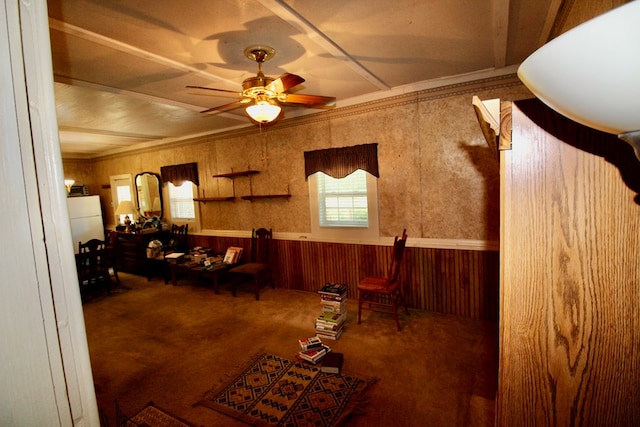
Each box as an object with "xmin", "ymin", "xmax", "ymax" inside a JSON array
[
  {"xmin": 160, "ymin": 162, "xmax": 199, "ymax": 186},
  {"xmin": 304, "ymin": 143, "xmax": 379, "ymax": 180}
]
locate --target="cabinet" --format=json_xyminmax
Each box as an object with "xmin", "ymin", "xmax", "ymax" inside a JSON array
[
  {"xmin": 194, "ymin": 169, "xmax": 290, "ymax": 202},
  {"xmin": 476, "ymin": 98, "xmax": 640, "ymax": 425},
  {"xmin": 113, "ymin": 230, "xmax": 161, "ymax": 275}
]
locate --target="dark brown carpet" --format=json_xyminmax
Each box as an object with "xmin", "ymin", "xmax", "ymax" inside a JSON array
[{"xmin": 83, "ymin": 273, "xmax": 497, "ymax": 426}]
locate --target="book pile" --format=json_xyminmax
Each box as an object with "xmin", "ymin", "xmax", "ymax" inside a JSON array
[
  {"xmin": 315, "ymin": 283, "xmax": 348, "ymax": 340},
  {"xmin": 223, "ymin": 246, "xmax": 243, "ymax": 264},
  {"xmin": 164, "ymin": 252, "xmax": 185, "ymax": 264},
  {"xmin": 297, "ymin": 336, "xmax": 331, "ymax": 364}
]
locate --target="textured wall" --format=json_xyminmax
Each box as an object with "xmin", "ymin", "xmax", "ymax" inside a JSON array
[{"xmin": 63, "ymin": 77, "xmax": 532, "ymax": 241}]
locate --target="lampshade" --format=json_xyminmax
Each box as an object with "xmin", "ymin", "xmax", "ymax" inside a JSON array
[
  {"xmin": 246, "ymin": 97, "xmax": 282, "ymax": 123},
  {"xmin": 152, "ymin": 197, "xmax": 161, "ymax": 212},
  {"xmin": 517, "ymin": 1, "xmax": 640, "ymax": 158},
  {"xmin": 114, "ymin": 200, "xmax": 136, "ymax": 216}
]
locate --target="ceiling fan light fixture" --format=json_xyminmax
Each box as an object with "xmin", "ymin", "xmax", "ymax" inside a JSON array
[
  {"xmin": 190, "ymin": 44, "xmax": 334, "ymax": 125},
  {"xmin": 246, "ymin": 98, "xmax": 282, "ymax": 123}
]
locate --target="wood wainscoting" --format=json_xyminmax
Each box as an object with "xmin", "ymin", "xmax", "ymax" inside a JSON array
[{"xmin": 189, "ymin": 235, "xmax": 499, "ymax": 321}]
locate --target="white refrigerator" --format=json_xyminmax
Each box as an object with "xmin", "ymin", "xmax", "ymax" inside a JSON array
[{"xmin": 68, "ymin": 195, "xmax": 105, "ymax": 254}]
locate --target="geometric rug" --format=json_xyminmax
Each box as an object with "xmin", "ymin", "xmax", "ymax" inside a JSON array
[
  {"xmin": 124, "ymin": 401, "xmax": 192, "ymax": 427},
  {"xmin": 197, "ymin": 352, "xmax": 375, "ymax": 427}
]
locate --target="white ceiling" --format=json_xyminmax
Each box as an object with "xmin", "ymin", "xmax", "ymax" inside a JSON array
[{"xmin": 48, "ymin": 0, "xmax": 557, "ymax": 158}]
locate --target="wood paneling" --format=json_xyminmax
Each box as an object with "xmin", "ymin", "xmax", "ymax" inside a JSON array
[
  {"xmin": 497, "ymin": 99, "xmax": 640, "ymax": 425},
  {"xmin": 189, "ymin": 235, "xmax": 499, "ymax": 321}
]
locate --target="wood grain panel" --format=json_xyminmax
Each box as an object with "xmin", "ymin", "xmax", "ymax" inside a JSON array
[
  {"xmin": 498, "ymin": 99, "xmax": 640, "ymax": 425},
  {"xmin": 189, "ymin": 235, "xmax": 499, "ymax": 320}
]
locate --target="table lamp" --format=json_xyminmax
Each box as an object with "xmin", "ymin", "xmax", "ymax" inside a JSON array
[{"xmin": 115, "ymin": 200, "xmax": 136, "ymax": 232}]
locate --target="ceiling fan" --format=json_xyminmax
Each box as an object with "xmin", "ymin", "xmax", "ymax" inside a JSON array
[{"xmin": 187, "ymin": 45, "xmax": 336, "ymax": 124}]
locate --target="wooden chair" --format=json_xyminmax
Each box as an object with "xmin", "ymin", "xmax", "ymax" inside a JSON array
[
  {"xmin": 228, "ymin": 228, "xmax": 273, "ymax": 300},
  {"xmin": 357, "ymin": 229, "xmax": 409, "ymax": 331},
  {"xmin": 77, "ymin": 238, "xmax": 114, "ymax": 294},
  {"xmin": 165, "ymin": 223, "xmax": 189, "ymax": 254}
]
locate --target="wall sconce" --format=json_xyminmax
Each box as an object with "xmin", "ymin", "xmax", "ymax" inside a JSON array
[
  {"xmin": 64, "ymin": 179, "xmax": 75, "ymax": 194},
  {"xmin": 517, "ymin": 1, "xmax": 640, "ymax": 159},
  {"xmin": 246, "ymin": 96, "xmax": 282, "ymax": 123}
]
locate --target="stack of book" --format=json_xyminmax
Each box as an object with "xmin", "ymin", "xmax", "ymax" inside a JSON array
[
  {"xmin": 315, "ymin": 283, "xmax": 348, "ymax": 340},
  {"xmin": 297, "ymin": 336, "xmax": 331, "ymax": 364},
  {"xmin": 223, "ymin": 246, "xmax": 243, "ymax": 264},
  {"xmin": 164, "ymin": 252, "xmax": 185, "ymax": 264}
]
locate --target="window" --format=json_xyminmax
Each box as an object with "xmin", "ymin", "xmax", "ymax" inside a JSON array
[
  {"xmin": 318, "ymin": 170, "xmax": 369, "ymax": 227},
  {"xmin": 168, "ymin": 181, "xmax": 196, "ymax": 220},
  {"xmin": 309, "ymin": 170, "xmax": 379, "ymax": 241}
]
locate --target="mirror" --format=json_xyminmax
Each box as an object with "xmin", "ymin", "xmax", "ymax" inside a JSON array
[{"xmin": 135, "ymin": 172, "xmax": 162, "ymax": 220}]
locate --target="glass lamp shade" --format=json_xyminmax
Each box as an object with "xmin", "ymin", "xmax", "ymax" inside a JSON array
[
  {"xmin": 246, "ymin": 99, "xmax": 282, "ymax": 123},
  {"xmin": 517, "ymin": 1, "xmax": 640, "ymax": 156}
]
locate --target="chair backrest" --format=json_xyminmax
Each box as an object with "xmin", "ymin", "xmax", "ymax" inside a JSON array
[
  {"xmin": 79, "ymin": 238, "xmax": 106, "ymax": 254},
  {"xmin": 386, "ymin": 229, "xmax": 407, "ymax": 284},
  {"xmin": 250, "ymin": 228, "xmax": 272, "ymax": 264},
  {"xmin": 77, "ymin": 239, "xmax": 109, "ymax": 278},
  {"xmin": 169, "ymin": 223, "xmax": 189, "ymax": 251}
]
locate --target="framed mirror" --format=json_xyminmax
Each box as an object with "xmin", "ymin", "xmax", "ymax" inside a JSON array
[{"xmin": 135, "ymin": 172, "xmax": 163, "ymax": 219}]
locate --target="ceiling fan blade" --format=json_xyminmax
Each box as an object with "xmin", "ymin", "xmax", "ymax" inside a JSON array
[
  {"xmin": 267, "ymin": 73, "xmax": 305, "ymax": 93},
  {"xmin": 280, "ymin": 93, "xmax": 336, "ymax": 108},
  {"xmin": 187, "ymin": 85, "xmax": 240, "ymax": 95},
  {"xmin": 200, "ymin": 99, "xmax": 248, "ymax": 114}
]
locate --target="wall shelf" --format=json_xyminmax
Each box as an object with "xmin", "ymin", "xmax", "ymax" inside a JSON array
[
  {"xmin": 241, "ymin": 194, "xmax": 291, "ymax": 202},
  {"xmin": 202, "ymin": 169, "xmax": 290, "ymax": 202},
  {"xmin": 193, "ymin": 196, "xmax": 235, "ymax": 203},
  {"xmin": 196, "ymin": 169, "xmax": 260, "ymax": 201},
  {"xmin": 212, "ymin": 170, "xmax": 259, "ymax": 179}
]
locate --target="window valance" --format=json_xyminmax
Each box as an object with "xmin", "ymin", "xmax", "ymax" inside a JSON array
[
  {"xmin": 160, "ymin": 162, "xmax": 199, "ymax": 186},
  {"xmin": 304, "ymin": 143, "xmax": 379, "ymax": 180}
]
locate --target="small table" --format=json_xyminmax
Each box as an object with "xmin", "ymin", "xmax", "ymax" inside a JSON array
[{"xmin": 168, "ymin": 261, "xmax": 231, "ymax": 294}]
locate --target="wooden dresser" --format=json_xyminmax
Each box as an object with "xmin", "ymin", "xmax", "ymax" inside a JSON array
[{"xmin": 113, "ymin": 230, "xmax": 162, "ymax": 275}]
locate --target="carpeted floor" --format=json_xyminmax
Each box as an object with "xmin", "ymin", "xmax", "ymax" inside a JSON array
[{"xmin": 83, "ymin": 272, "xmax": 497, "ymax": 427}]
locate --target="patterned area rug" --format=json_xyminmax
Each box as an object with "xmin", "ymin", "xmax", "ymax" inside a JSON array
[
  {"xmin": 125, "ymin": 402, "xmax": 192, "ymax": 427},
  {"xmin": 197, "ymin": 352, "xmax": 375, "ymax": 426}
]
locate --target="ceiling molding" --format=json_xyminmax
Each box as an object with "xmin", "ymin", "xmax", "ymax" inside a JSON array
[
  {"xmin": 538, "ymin": 0, "xmax": 564, "ymax": 45},
  {"xmin": 54, "ymin": 75, "xmax": 207, "ymax": 112},
  {"xmin": 58, "ymin": 126, "xmax": 162, "ymax": 140},
  {"xmin": 54, "ymin": 76, "xmax": 247, "ymax": 124},
  {"xmin": 335, "ymin": 64, "xmax": 520, "ymax": 109},
  {"xmin": 48, "ymin": 18, "xmax": 239, "ymax": 88},
  {"xmin": 259, "ymin": 0, "xmax": 389, "ymax": 90}
]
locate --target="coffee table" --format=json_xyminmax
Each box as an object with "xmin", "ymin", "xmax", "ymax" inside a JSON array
[{"xmin": 168, "ymin": 261, "xmax": 231, "ymax": 294}]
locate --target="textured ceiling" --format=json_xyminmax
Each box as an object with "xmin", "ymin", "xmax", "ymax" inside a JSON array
[{"xmin": 48, "ymin": 0, "xmax": 558, "ymax": 158}]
